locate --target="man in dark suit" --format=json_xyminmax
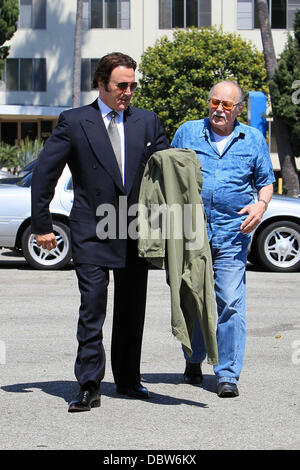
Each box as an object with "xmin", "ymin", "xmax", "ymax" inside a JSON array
[{"xmin": 31, "ymin": 52, "xmax": 169, "ymax": 412}]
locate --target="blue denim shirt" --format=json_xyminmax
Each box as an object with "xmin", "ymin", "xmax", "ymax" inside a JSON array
[{"xmin": 171, "ymin": 119, "xmax": 275, "ymax": 248}]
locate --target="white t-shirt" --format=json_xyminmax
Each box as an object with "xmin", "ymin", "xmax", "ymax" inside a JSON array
[{"xmin": 211, "ymin": 130, "xmax": 233, "ymax": 155}]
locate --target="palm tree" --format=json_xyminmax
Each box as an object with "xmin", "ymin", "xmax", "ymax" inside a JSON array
[
  {"xmin": 256, "ymin": 0, "xmax": 299, "ymax": 196},
  {"xmin": 72, "ymin": 0, "xmax": 84, "ymax": 108}
]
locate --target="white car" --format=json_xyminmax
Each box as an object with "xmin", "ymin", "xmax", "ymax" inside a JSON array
[{"xmin": 0, "ymin": 166, "xmax": 299, "ymax": 272}]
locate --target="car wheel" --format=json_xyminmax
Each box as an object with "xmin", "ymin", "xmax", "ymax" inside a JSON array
[
  {"xmin": 256, "ymin": 221, "xmax": 300, "ymax": 272},
  {"xmin": 22, "ymin": 222, "xmax": 72, "ymax": 270}
]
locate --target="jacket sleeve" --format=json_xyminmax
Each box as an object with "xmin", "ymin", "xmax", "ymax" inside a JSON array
[
  {"xmin": 137, "ymin": 155, "xmax": 167, "ymax": 267},
  {"xmin": 153, "ymin": 113, "xmax": 170, "ymax": 151},
  {"xmin": 31, "ymin": 113, "xmax": 72, "ymax": 234}
]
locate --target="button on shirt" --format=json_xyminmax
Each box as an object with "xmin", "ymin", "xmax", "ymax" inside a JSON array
[
  {"xmin": 97, "ymin": 96, "xmax": 125, "ymax": 184},
  {"xmin": 171, "ymin": 118, "xmax": 275, "ymax": 248}
]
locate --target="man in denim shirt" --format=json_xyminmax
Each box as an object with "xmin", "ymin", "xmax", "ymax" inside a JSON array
[{"xmin": 171, "ymin": 81, "xmax": 275, "ymax": 397}]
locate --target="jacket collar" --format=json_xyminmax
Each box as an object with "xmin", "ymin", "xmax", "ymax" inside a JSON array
[
  {"xmin": 201, "ymin": 117, "xmax": 245, "ymax": 139},
  {"xmin": 200, "ymin": 118, "xmax": 245, "ymax": 156},
  {"xmin": 80, "ymin": 100, "xmax": 124, "ymax": 192},
  {"xmin": 81, "ymin": 100, "xmax": 140, "ymax": 194}
]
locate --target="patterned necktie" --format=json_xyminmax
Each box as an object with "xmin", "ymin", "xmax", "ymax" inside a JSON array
[{"xmin": 107, "ymin": 111, "xmax": 122, "ymax": 178}]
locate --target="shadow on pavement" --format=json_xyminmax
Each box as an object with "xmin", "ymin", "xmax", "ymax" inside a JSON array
[
  {"xmin": 0, "ymin": 250, "xmax": 24, "ymax": 258},
  {"xmin": 1, "ymin": 380, "xmax": 78, "ymax": 402},
  {"xmin": 1, "ymin": 378, "xmax": 208, "ymax": 408},
  {"xmin": 246, "ymin": 262, "xmax": 269, "ymax": 272},
  {"xmin": 0, "ymin": 263, "xmax": 34, "ymax": 270},
  {"xmin": 142, "ymin": 372, "xmax": 217, "ymax": 395},
  {"xmin": 0, "ymin": 262, "xmax": 74, "ymax": 271}
]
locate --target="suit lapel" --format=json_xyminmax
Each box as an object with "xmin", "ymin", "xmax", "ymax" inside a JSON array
[{"xmin": 80, "ymin": 100, "xmax": 124, "ymax": 192}]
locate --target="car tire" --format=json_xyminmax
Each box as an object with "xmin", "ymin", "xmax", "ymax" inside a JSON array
[
  {"xmin": 256, "ymin": 220, "xmax": 300, "ymax": 272},
  {"xmin": 22, "ymin": 221, "xmax": 72, "ymax": 270}
]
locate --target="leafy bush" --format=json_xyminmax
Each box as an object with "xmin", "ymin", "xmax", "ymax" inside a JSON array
[
  {"xmin": 18, "ymin": 137, "xmax": 44, "ymax": 167},
  {"xmin": 0, "ymin": 138, "xmax": 43, "ymax": 173},
  {"xmin": 0, "ymin": 142, "xmax": 19, "ymax": 172},
  {"xmin": 133, "ymin": 27, "xmax": 269, "ymax": 140}
]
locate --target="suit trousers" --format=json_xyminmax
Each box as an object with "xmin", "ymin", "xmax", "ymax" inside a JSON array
[{"xmin": 74, "ymin": 253, "xmax": 148, "ymax": 390}]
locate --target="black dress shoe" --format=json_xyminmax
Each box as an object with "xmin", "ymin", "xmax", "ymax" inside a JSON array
[
  {"xmin": 116, "ymin": 383, "xmax": 149, "ymax": 399},
  {"xmin": 217, "ymin": 382, "xmax": 239, "ymax": 398},
  {"xmin": 68, "ymin": 386, "xmax": 101, "ymax": 412},
  {"xmin": 183, "ymin": 361, "xmax": 203, "ymax": 385}
]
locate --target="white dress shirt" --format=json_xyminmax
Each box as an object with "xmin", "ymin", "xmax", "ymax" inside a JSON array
[{"xmin": 97, "ymin": 96, "xmax": 125, "ymax": 183}]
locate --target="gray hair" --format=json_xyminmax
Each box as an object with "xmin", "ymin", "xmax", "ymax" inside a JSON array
[{"xmin": 209, "ymin": 81, "xmax": 245, "ymax": 104}]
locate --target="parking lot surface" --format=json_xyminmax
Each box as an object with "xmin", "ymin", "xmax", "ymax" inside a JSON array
[{"xmin": 0, "ymin": 248, "xmax": 299, "ymax": 451}]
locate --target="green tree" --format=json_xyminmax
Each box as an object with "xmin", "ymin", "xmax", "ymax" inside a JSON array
[
  {"xmin": 0, "ymin": 138, "xmax": 43, "ymax": 173},
  {"xmin": 133, "ymin": 27, "xmax": 268, "ymax": 140},
  {"xmin": 271, "ymin": 10, "xmax": 300, "ymax": 159},
  {"xmin": 0, "ymin": 141, "xmax": 19, "ymax": 172},
  {"xmin": 256, "ymin": 0, "xmax": 299, "ymax": 197},
  {"xmin": 0, "ymin": 0, "xmax": 19, "ymax": 79}
]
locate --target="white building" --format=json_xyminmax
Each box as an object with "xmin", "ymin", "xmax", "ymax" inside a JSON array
[{"xmin": 0, "ymin": 0, "xmax": 299, "ymax": 155}]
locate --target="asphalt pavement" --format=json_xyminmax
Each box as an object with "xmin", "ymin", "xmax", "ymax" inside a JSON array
[{"xmin": 0, "ymin": 248, "xmax": 299, "ymax": 452}]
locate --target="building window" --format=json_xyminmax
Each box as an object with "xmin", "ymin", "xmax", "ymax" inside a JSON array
[
  {"xmin": 19, "ymin": 0, "xmax": 46, "ymax": 29},
  {"xmin": 237, "ymin": 0, "xmax": 300, "ymax": 29},
  {"xmin": 81, "ymin": 58, "xmax": 100, "ymax": 91},
  {"xmin": 0, "ymin": 122, "xmax": 18, "ymax": 146},
  {"xmin": 0, "ymin": 120, "xmax": 55, "ymax": 146},
  {"xmin": 40, "ymin": 120, "xmax": 53, "ymax": 141},
  {"xmin": 21, "ymin": 122, "xmax": 38, "ymax": 140},
  {"xmin": 82, "ymin": 0, "xmax": 130, "ymax": 29},
  {"xmin": 5, "ymin": 58, "xmax": 47, "ymax": 91},
  {"xmin": 159, "ymin": 0, "xmax": 211, "ymax": 28}
]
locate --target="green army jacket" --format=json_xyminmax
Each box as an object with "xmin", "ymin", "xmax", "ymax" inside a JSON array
[{"xmin": 138, "ymin": 148, "xmax": 218, "ymax": 365}]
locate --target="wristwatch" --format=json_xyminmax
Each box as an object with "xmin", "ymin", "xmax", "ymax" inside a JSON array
[{"xmin": 258, "ymin": 199, "xmax": 268, "ymax": 210}]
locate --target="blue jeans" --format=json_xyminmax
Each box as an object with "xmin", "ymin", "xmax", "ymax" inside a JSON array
[{"xmin": 183, "ymin": 243, "xmax": 248, "ymax": 385}]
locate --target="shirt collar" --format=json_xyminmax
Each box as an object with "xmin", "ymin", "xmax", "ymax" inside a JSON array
[
  {"xmin": 97, "ymin": 96, "xmax": 124, "ymax": 120},
  {"xmin": 201, "ymin": 118, "xmax": 245, "ymax": 139}
]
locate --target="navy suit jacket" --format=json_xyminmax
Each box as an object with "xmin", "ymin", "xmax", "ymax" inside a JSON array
[{"xmin": 31, "ymin": 99, "xmax": 169, "ymax": 267}]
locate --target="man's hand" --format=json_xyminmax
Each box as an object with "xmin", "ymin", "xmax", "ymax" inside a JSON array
[
  {"xmin": 238, "ymin": 201, "xmax": 266, "ymax": 234},
  {"xmin": 35, "ymin": 233, "xmax": 57, "ymax": 250}
]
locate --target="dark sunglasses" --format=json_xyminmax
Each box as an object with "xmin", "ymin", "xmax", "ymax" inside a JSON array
[
  {"xmin": 209, "ymin": 98, "xmax": 242, "ymax": 111},
  {"xmin": 111, "ymin": 81, "xmax": 138, "ymax": 92}
]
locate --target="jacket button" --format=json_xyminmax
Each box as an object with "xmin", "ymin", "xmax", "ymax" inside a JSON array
[{"xmin": 93, "ymin": 164, "xmax": 97, "ymax": 169}]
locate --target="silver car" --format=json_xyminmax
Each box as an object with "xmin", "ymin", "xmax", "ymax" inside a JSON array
[
  {"xmin": 0, "ymin": 166, "xmax": 73, "ymax": 270},
  {"xmin": 249, "ymin": 193, "xmax": 300, "ymax": 272},
  {"xmin": 0, "ymin": 167, "xmax": 299, "ymax": 272}
]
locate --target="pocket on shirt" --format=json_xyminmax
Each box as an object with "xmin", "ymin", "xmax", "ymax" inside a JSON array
[
  {"xmin": 236, "ymin": 154, "xmax": 253, "ymax": 162},
  {"xmin": 235, "ymin": 154, "xmax": 254, "ymax": 171}
]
